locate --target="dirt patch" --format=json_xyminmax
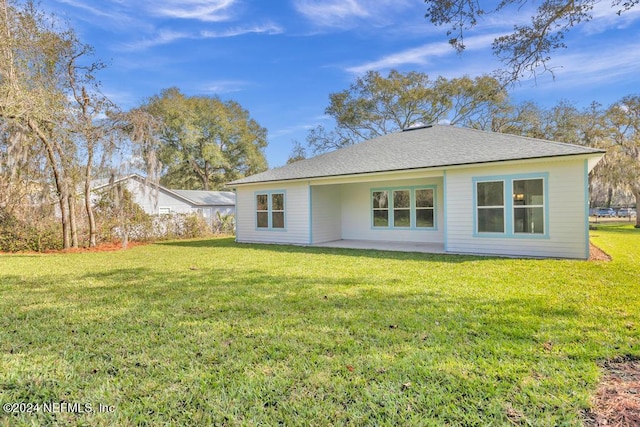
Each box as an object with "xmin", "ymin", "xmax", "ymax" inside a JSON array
[
  {"xmin": 57, "ymin": 241, "xmax": 147, "ymax": 253},
  {"xmin": 584, "ymin": 356, "xmax": 640, "ymax": 426},
  {"xmin": 589, "ymin": 243, "xmax": 612, "ymax": 262},
  {"xmin": 1, "ymin": 241, "xmax": 147, "ymax": 255}
]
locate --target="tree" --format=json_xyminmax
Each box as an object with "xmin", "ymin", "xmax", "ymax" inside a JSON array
[
  {"xmin": 1, "ymin": 0, "xmax": 76, "ymax": 248},
  {"xmin": 64, "ymin": 41, "xmax": 117, "ymax": 248},
  {"xmin": 599, "ymin": 96, "xmax": 640, "ymax": 227},
  {"xmin": 93, "ymin": 182, "xmax": 150, "ymax": 248},
  {"xmin": 0, "ymin": 0, "xmax": 112, "ymax": 248},
  {"xmin": 286, "ymin": 140, "xmax": 307, "ymax": 164},
  {"xmin": 140, "ymin": 88, "xmax": 268, "ymax": 190},
  {"xmin": 307, "ymin": 70, "xmax": 507, "ymax": 154},
  {"xmin": 424, "ymin": 0, "xmax": 639, "ymax": 81},
  {"xmin": 0, "ymin": 121, "xmax": 46, "ymax": 216}
]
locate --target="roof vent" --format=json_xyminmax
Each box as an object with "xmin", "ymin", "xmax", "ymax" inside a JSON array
[{"xmin": 402, "ymin": 123, "xmax": 434, "ymax": 132}]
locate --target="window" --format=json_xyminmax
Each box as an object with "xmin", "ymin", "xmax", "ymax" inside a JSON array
[
  {"xmin": 415, "ymin": 189, "xmax": 434, "ymax": 228},
  {"xmin": 256, "ymin": 194, "xmax": 269, "ymax": 228},
  {"xmin": 372, "ymin": 186, "xmax": 436, "ymax": 229},
  {"xmin": 271, "ymin": 193, "xmax": 285, "ymax": 229},
  {"xmin": 256, "ymin": 191, "xmax": 285, "ymax": 230},
  {"xmin": 474, "ymin": 174, "xmax": 548, "ymax": 238},
  {"xmin": 476, "ymin": 181, "xmax": 505, "ymax": 233},
  {"xmin": 513, "ymin": 179, "xmax": 544, "ymax": 234},
  {"xmin": 372, "ymin": 191, "xmax": 389, "ymax": 227},
  {"xmin": 393, "ymin": 190, "xmax": 410, "ymax": 227}
]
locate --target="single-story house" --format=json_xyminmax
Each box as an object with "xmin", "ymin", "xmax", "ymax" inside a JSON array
[
  {"xmin": 92, "ymin": 174, "xmax": 235, "ymax": 224},
  {"xmin": 229, "ymin": 125, "xmax": 605, "ymax": 259}
]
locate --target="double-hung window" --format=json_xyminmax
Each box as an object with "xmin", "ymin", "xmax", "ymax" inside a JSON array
[
  {"xmin": 415, "ymin": 188, "xmax": 435, "ymax": 228},
  {"xmin": 372, "ymin": 187, "xmax": 436, "ymax": 229},
  {"xmin": 256, "ymin": 191, "xmax": 285, "ymax": 230},
  {"xmin": 372, "ymin": 191, "xmax": 389, "ymax": 227},
  {"xmin": 474, "ymin": 175, "xmax": 547, "ymax": 237},
  {"xmin": 476, "ymin": 181, "xmax": 505, "ymax": 233},
  {"xmin": 393, "ymin": 190, "xmax": 411, "ymax": 227},
  {"xmin": 513, "ymin": 179, "xmax": 544, "ymax": 234}
]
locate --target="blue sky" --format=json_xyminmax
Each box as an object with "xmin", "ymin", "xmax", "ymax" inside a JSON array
[{"xmin": 45, "ymin": 0, "xmax": 640, "ymax": 168}]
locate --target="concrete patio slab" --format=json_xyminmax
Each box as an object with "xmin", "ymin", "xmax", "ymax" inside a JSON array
[{"xmin": 312, "ymin": 240, "xmax": 446, "ymax": 254}]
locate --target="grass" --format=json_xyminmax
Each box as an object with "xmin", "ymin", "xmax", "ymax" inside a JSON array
[{"xmin": 0, "ymin": 224, "xmax": 638, "ymax": 426}]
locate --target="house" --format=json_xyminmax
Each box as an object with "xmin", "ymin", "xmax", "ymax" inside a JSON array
[
  {"xmin": 229, "ymin": 125, "xmax": 605, "ymax": 259},
  {"xmin": 92, "ymin": 174, "xmax": 235, "ymax": 224}
]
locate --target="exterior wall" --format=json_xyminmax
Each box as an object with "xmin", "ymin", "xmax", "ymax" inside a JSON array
[
  {"xmin": 445, "ymin": 158, "xmax": 589, "ymax": 259},
  {"xmin": 96, "ymin": 178, "xmax": 234, "ymax": 218},
  {"xmin": 206, "ymin": 206, "xmax": 235, "ymax": 219},
  {"xmin": 121, "ymin": 179, "xmax": 194, "ymax": 215},
  {"xmin": 310, "ymin": 185, "xmax": 342, "ymax": 244},
  {"xmin": 235, "ymin": 181, "xmax": 310, "ymax": 244},
  {"xmin": 339, "ymin": 177, "xmax": 444, "ymax": 244}
]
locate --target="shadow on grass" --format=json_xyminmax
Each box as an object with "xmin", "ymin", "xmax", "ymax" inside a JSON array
[
  {"xmin": 154, "ymin": 237, "xmax": 503, "ymax": 264},
  {"xmin": 2, "ymin": 264, "xmax": 592, "ymax": 354},
  {"xmin": 589, "ymin": 223, "xmax": 640, "ymax": 233},
  {"xmin": 2, "ymin": 256, "xmax": 637, "ymax": 425}
]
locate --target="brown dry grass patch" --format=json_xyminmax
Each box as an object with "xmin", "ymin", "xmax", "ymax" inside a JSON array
[
  {"xmin": 589, "ymin": 243, "xmax": 612, "ymax": 262},
  {"xmin": 584, "ymin": 356, "xmax": 640, "ymax": 426}
]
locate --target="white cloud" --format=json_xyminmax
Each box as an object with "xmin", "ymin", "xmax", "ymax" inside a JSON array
[
  {"xmin": 541, "ymin": 41, "xmax": 640, "ymax": 85},
  {"xmin": 122, "ymin": 30, "xmax": 193, "ymax": 51},
  {"xmin": 345, "ymin": 33, "xmax": 498, "ymax": 74},
  {"xmin": 293, "ymin": 0, "xmax": 368, "ymax": 27},
  {"xmin": 121, "ymin": 23, "xmax": 282, "ymax": 51},
  {"xmin": 53, "ymin": 0, "xmax": 241, "ymax": 27},
  {"xmin": 200, "ymin": 23, "xmax": 284, "ymax": 38},
  {"xmin": 581, "ymin": 1, "xmax": 640, "ymax": 35},
  {"xmin": 56, "ymin": 0, "xmax": 118, "ymax": 19},
  {"xmin": 201, "ymin": 80, "xmax": 250, "ymax": 94},
  {"xmin": 293, "ymin": 0, "xmax": 414, "ymax": 28},
  {"xmin": 52, "ymin": 0, "xmax": 139, "ymax": 31},
  {"xmin": 149, "ymin": 0, "xmax": 237, "ymax": 22},
  {"xmin": 270, "ymin": 122, "xmax": 319, "ymax": 139}
]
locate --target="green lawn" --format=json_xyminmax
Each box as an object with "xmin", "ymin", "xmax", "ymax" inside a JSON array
[{"xmin": 1, "ymin": 225, "xmax": 638, "ymax": 426}]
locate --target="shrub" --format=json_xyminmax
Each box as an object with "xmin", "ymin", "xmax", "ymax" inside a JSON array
[
  {"xmin": 0, "ymin": 207, "xmax": 62, "ymax": 252},
  {"xmin": 93, "ymin": 186, "xmax": 153, "ymax": 244},
  {"xmin": 150, "ymin": 213, "xmax": 212, "ymax": 240},
  {"xmin": 213, "ymin": 212, "xmax": 235, "ymax": 235}
]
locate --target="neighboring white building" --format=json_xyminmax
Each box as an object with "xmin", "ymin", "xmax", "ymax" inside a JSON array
[
  {"xmin": 229, "ymin": 125, "xmax": 604, "ymax": 259},
  {"xmin": 92, "ymin": 174, "xmax": 235, "ymax": 225}
]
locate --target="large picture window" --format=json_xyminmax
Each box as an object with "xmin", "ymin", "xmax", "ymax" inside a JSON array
[
  {"xmin": 372, "ymin": 186, "xmax": 436, "ymax": 229},
  {"xmin": 256, "ymin": 191, "xmax": 285, "ymax": 230},
  {"xmin": 474, "ymin": 174, "xmax": 548, "ymax": 238}
]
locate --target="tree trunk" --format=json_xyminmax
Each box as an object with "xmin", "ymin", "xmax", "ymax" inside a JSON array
[
  {"xmin": 85, "ymin": 182, "xmax": 96, "ymax": 247},
  {"xmin": 121, "ymin": 229, "xmax": 128, "ymax": 249},
  {"xmin": 606, "ymin": 186, "xmax": 613, "ymax": 208},
  {"xmin": 68, "ymin": 192, "xmax": 78, "ymax": 248},
  {"xmin": 27, "ymin": 119, "xmax": 71, "ymax": 248},
  {"xmin": 84, "ymin": 156, "xmax": 97, "ymax": 247},
  {"xmin": 58, "ymin": 191, "xmax": 71, "ymax": 249},
  {"xmin": 633, "ymin": 188, "xmax": 640, "ymax": 228},
  {"xmin": 204, "ymin": 161, "xmax": 209, "ymax": 190}
]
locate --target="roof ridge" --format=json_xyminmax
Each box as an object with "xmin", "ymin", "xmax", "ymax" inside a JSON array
[{"xmin": 449, "ymin": 125, "xmax": 603, "ymax": 152}]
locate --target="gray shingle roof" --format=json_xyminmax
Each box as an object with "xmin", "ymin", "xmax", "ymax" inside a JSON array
[
  {"xmin": 92, "ymin": 174, "xmax": 236, "ymax": 206},
  {"xmin": 171, "ymin": 190, "xmax": 235, "ymax": 206},
  {"xmin": 229, "ymin": 125, "xmax": 604, "ymax": 185}
]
